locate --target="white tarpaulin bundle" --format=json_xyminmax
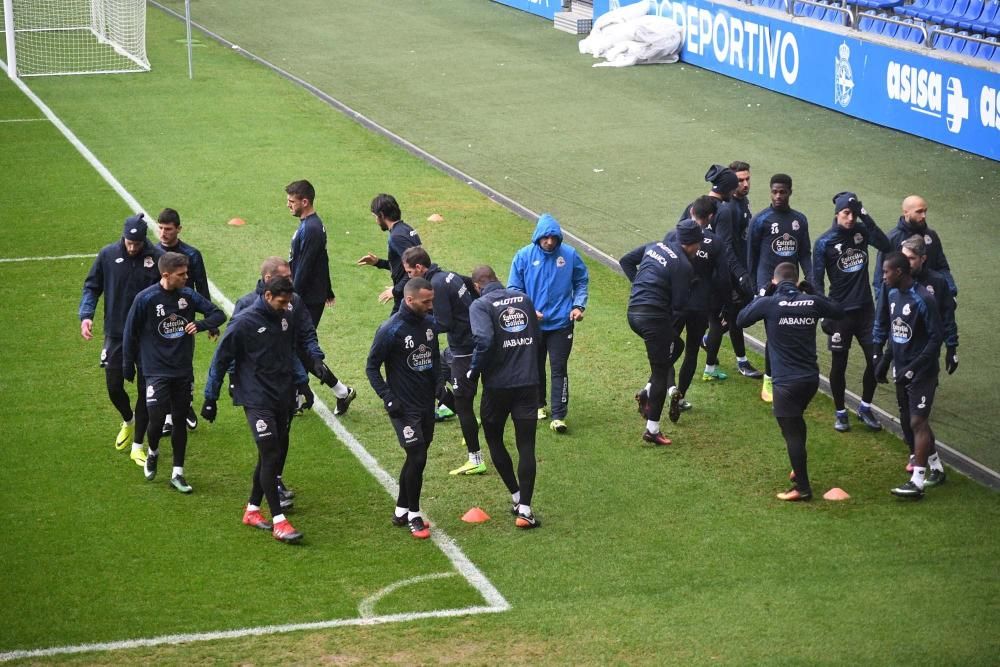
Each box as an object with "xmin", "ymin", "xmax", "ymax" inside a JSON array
[{"xmin": 578, "ymin": 0, "xmax": 684, "ymax": 68}]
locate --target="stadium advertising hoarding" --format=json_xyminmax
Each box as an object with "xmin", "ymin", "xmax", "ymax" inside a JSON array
[
  {"xmin": 492, "ymin": 0, "xmax": 562, "ymax": 19},
  {"xmin": 592, "ymin": 0, "xmax": 1000, "ymax": 160}
]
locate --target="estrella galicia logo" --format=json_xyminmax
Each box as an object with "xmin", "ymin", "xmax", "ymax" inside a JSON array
[
  {"xmin": 834, "ymin": 42, "xmax": 854, "ymax": 108},
  {"xmin": 771, "ymin": 233, "xmax": 797, "ymax": 257},
  {"xmin": 837, "ymin": 248, "xmax": 866, "ymax": 273},
  {"xmin": 158, "ymin": 313, "xmax": 189, "ymax": 339},
  {"xmin": 406, "ymin": 343, "xmax": 434, "ymax": 372},
  {"xmin": 891, "ymin": 316, "xmax": 912, "ymax": 343},
  {"xmin": 500, "ymin": 306, "xmax": 528, "ymax": 333}
]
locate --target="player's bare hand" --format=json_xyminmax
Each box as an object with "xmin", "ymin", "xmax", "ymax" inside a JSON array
[
  {"xmin": 536, "ymin": 311, "xmax": 544, "ymax": 321},
  {"xmin": 570, "ymin": 307, "xmax": 585, "ymax": 322},
  {"xmin": 325, "ymin": 297, "xmax": 336, "ymax": 307},
  {"xmin": 185, "ymin": 322, "xmax": 199, "ymax": 335},
  {"xmin": 357, "ymin": 253, "xmax": 379, "ymax": 266},
  {"xmin": 378, "ymin": 287, "xmax": 393, "ymax": 304},
  {"xmin": 81, "ymin": 319, "xmax": 94, "ymax": 340}
]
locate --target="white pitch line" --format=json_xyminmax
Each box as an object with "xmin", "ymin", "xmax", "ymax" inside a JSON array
[
  {"xmin": 0, "ymin": 54, "xmax": 508, "ymax": 663},
  {"xmin": 0, "ymin": 605, "xmax": 507, "ymax": 662},
  {"xmin": 358, "ymin": 573, "xmax": 457, "ymax": 618},
  {"xmin": 0, "ymin": 117, "xmax": 48, "ymax": 123},
  {"xmin": 0, "ymin": 253, "xmax": 95, "ymax": 263}
]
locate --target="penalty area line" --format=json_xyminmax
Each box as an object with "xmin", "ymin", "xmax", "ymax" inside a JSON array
[{"xmin": 0, "ymin": 56, "xmax": 508, "ymax": 663}]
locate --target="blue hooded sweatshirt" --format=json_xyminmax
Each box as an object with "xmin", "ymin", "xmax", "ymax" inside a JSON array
[{"xmin": 508, "ymin": 214, "xmax": 589, "ymax": 332}]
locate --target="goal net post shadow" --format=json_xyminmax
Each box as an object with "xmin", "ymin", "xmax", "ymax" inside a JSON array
[{"xmin": 2, "ymin": 0, "xmax": 149, "ymax": 78}]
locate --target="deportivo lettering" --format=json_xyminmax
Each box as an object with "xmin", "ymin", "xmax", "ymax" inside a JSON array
[
  {"xmin": 771, "ymin": 233, "xmax": 797, "ymax": 257},
  {"xmin": 500, "ymin": 307, "xmax": 529, "ymax": 333},
  {"xmin": 502, "ymin": 336, "xmax": 534, "ymax": 348},
  {"xmin": 158, "ymin": 313, "xmax": 189, "ymax": 339},
  {"xmin": 892, "ymin": 316, "xmax": 913, "ymax": 343},
  {"xmin": 837, "ymin": 248, "xmax": 866, "ymax": 273},
  {"xmin": 406, "ymin": 344, "xmax": 434, "ymax": 372}
]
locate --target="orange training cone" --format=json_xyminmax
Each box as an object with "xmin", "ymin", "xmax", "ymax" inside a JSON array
[
  {"xmin": 461, "ymin": 507, "xmax": 490, "ymax": 523},
  {"xmin": 823, "ymin": 487, "xmax": 851, "ymax": 501},
  {"xmin": 227, "ymin": 217, "xmax": 246, "ymax": 226},
  {"xmin": 427, "ymin": 213, "xmax": 444, "ymax": 222}
]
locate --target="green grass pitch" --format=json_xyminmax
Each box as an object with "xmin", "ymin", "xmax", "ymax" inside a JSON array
[{"xmin": 1, "ymin": 2, "xmax": 999, "ymax": 664}]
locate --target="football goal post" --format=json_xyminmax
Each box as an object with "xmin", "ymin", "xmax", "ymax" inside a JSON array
[{"xmin": 2, "ymin": 0, "xmax": 150, "ymax": 77}]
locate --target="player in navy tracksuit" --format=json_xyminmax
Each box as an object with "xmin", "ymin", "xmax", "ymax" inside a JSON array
[
  {"xmin": 665, "ymin": 202, "xmax": 730, "ymax": 414},
  {"xmin": 873, "ymin": 252, "xmax": 945, "ymax": 499},
  {"xmin": 156, "ymin": 207, "xmax": 213, "ymax": 433},
  {"xmin": 747, "ymin": 174, "xmax": 811, "ymax": 402},
  {"xmin": 681, "ymin": 164, "xmax": 762, "ymax": 381},
  {"xmin": 79, "ymin": 214, "xmax": 162, "ymax": 464},
  {"xmin": 366, "ymin": 278, "xmax": 439, "ymax": 539},
  {"xmin": 468, "ymin": 266, "xmax": 542, "ymax": 528},
  {"xmin": 508, "ymin": 214, "xmax": 589, "ymax": 433},
  {"xmin": 619, "ymin": 231, "xmax": 696, "ymax": 444},
  {"xmin": 874, "ymin": 195, "xmax": 956, "ymax": 300},
  {"xmin": 737, "ymin": 263, "xmax": 845, "ymax": 501},
  {"xmin": 122, "ymin": 252, "xmax": 226, "ymax": 493},
  {"xmin": 286, "ymin": 180, "xmax": 335, "ymax": 327},
  {"xmin": 812, "ymin": 192, "xmax": 892, "ymax": 433},
  {"xmin": 900, "ymin": 235, "xmax": 958, "ymax": 376},
  {"xmin": 203, "ymin": 276, "xmax": 340, "ymax": 543},
  {"xmin": 401, "ymin": 247, "xmax": 486, "ymax": 476},
  {"xmin": 233, "ymin": 257, "xmax": 356, "ymax": 508},
  {"xmin": 357, "ymin": 193, "xmax": 422, "ymax": 314}
]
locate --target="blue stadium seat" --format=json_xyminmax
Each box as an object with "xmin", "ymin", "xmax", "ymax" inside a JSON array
[
  {"xmin": 904, "ymin": 0, "xmax": 957, "ymax": 21},
  {"xmin": 992, "ymin": 36, "xmax": 1000, "ymax": 57},
  {"xmin": 975, "ymin": 37, "xmax": 998, "ymax": 58},
  {"xmin": 858, "ymin": 10, "xmax": 880, "ymax": 30},
  {"xmin": 937, "ymin": 0, "xmax": 972, "ymax": 24},
  {"xmin": 972, "ymin": 2, "xmax": 1000, "ymax": 35},
  {"xmin": 855, "ymin": 0, "xmax": 904, "ymax": 8},
  {"xmin": 896, "ymin": 0, "xmax": 932, "ymax": 17},
  {"xmin": 961, "ymin": 0, "xmax": 996, "ymax": 29},
  {"xmin": 944, "ymin": 0, "xmax": 983, "ymax": 26},
  {"xmin": 900, "ymin": 17, "xmax": 928, "ymax": 40}
]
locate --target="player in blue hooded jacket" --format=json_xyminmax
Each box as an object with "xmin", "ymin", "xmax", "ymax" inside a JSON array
[
  {"xmin": 79, "ymin": 213, "xmax": 162, "ymax": 465},
  {"xmin": 737, "ymin": 263, "xmax": 845, "ymax": 501},
  {"xmin": 812, "ymin": 192, "xmax": 891, "ymax": 433},
  {"xmin": 122, "ymin": 252, "xmax": 226, "ymax": 493},
  {"xmin": 872, "ymin": 252, "xmax": 945, "ymax": 499},
  {"xmin": 508, "ymin": 214, "xmax": 589, "ymax": 434}
]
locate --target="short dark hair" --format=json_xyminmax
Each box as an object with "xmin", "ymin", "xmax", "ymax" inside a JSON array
[
  {"xmin": 370, "ymin": 193, "xmax": 401, "ymax": 222},
  {"xmin": 729, "ymin": 160, "xmax": 750, "ymax": 172},
  {"xmin": 402, "ymin": 246, "xmax": 431, "ymax": 268},
  {"xmin": 900, "ymin": 234, "xmax": 927, "ymax": 257},
  {"xmin": 770, "ymin": 173, "xmax": 793, "ymax": 188},
  {"xmin": 158, "ymin": 251, "xmax": 189, "ymax": 274},
  {"xmin": 884, "ymin": 251, "xmax": 910, "ymax": 275},
  {"xmin": 471, "ymin": 265, "xmax": 498, "ymax": 286},
  {"xmin": 157, "ymin": 208, "xmax": 181, "ymax": 227},
  {"xmin": 260, "ymin": 256, "xmax": 289, "ymax": 280},
  {"xmin": 285, "ymin": 180, "xmax": 315, "ymax": 203},
  {"xmin": 264, "ymin": 275, "xmax": 295, "ymax": 297},
  {"xmin": 691, "ymin": 195, "xmax": 718, "ymax": 221},
  {"xmin": 404, "ymin": 276, "xmax": 433, "ymax": 296},
  {"xmin": 773, "ymin": 262, "xmax": 798, "ymax": 283}
]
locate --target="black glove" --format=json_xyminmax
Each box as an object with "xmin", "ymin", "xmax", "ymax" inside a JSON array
[
  {"xmin": 872, "ymin": 346, "xmax": 890, "ymax": 384},
  {"xmin": 820, "ymin": 318, "xmax": 836, "ymax": 336},
  {"xmin": 123, "ymin": 364, "xmax": 135, "ymax": 383},
  {"xmin": 201, "ymin": 398, "xmax": 218, "ymax": 423},
  {"xmin": 312, "ymin": 359, "xmax": 337, "ymax": 388},
  {"xmin": 384, "ymin": 394, "xmax": 404, "ymax": 419},
  {"xmin": 737, "ymin": 274, "xmax": 754, "ymax": 299},
  {"xmin": 296, "ymin": 382, "xmax": 315, "ymax": 411},
  {"xmin": 764, "ymin": 281, "xmax": 778, "ymax": 297},
  {"xmin": 945, "ymin": 346, "xmax": 958, "ymax": 375},
  {"xmin": 228, "ymin": 381, "xmax": 236, "ymax": 400},
  {"xmin": 797, "ymin": 280, "xmax": 815, "ymax": 295},
  {"xmin": 849, "ymin": 197, "xmax": 863, "ymax": 216}
]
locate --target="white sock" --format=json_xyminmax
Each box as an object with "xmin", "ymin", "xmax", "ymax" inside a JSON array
[
  {"xmin": 394, "ymin": 506, "xmax": 408, "ymax": 518},
  {"xmin": 704, "ymin": 364, "xmax": 716, "ymax": 374},
  {"xmin": 911, "ymin": 466, "xmax": 927, "ymax": 489},
  {"xmin": 736, "ymin": 356, "xmax": 748, "ymax": 363},
  {"xmin": 860, "ymin": 401, "xmax": 871, "ymax": 411},
  {"xmin": 511, "ymin": 491, "xmax": 521, "ymax": 504},
  {"xmin": 273, "ymin": 513, "xmax": 286, "ymax": 524},
  {"xmin": 125, "ymin": 417, "xmax": 135, "ymax": 425},
  {"xmin": 131, "ymin": 442, "xmax": 143, "ymax": 453},
  {"xmin": 646, "ymin": 420, "xmax": 660, "ymax": 434},
  {"xmin": 519, "ymin": 504, "xmax": 532, "ymax": 516},
  {"xmin": 172, "ymin": 466, "xmax": 184, "ymax": 477},
  {"xmin": 247, "ymin": 504, "xmax": 260, "ymax": 512},
  {"xmin": 643, "ymin": 382, "xmax": 651, "ymax": 392},
  {"xmin": 470, "ymin": 451, "xmax": 483, "ymax": 465},
  {"xmin": 147, "ymin": 448, "xmax": 159, "ymax": 458},
  {"xmin": 408, "ymin": 511, "xmax": 422, "ymax": 521},
  {"xmin": 333, "ymin": 382, "xmax": 349, "ymax": 399},
  {"xmin": 164, "ymin": 414, "xmax": 173, "ymax": 426},
  {"xmin": 928, "ymin": 453, "xmax": 943, "ymax": 472},
  {"xmin": 836, "ymin": 409, "xmax": 848, "ymax": 416},
  {"xmin": 668, "ymin": 385, "xmax": 678, "ymax": 398}
]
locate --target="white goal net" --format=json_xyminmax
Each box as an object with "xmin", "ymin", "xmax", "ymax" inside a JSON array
[{"xmin": 2, "ymin": 0, "xmax": 149, "ymax": 77}]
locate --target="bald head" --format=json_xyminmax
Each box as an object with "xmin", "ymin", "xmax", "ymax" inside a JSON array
[{"xmin": 902, "ymin": 195, "xmax": 928, "ymax": 228}]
